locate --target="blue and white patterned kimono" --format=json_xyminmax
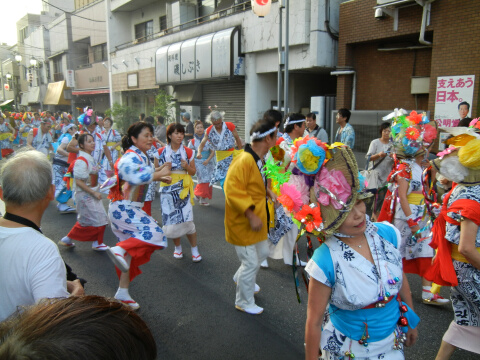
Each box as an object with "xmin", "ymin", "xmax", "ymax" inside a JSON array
[
  {"xmin": 158, "ymin": 145, "xmax": 194, "ymax": 231},
  {"xmin": 102, "ymin": 129, "xmax": 122, "ymax": 172},
  {"xmin": 305, "ymin": 220, "xmax": 419, "ymax": 360},
  {"xmin": 0, "ymin": 122, "xmax": 13, "ymax": 151},
  {"xmin": 108, "ymin": 146, "xmax": 167, "ymax": 247},
  {"xmin": 145, "ymin": 144, "xmax": 160, "ymax": 202},
  {"xmin": 206, "ymin": 122, "xmax": 237, "ymax": 186},
  {"xmin": 445, "ymin": 184, "xmax": 480, "ymax": 328},
  {"xmin": 188, "ymin": 134, "xmax": 215, "ymax": 185}
]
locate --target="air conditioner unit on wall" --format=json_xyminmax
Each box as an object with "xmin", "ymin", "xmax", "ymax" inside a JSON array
[{"xmin": 411, "ymin": 76, "xmax": 430, "ymax": 94}]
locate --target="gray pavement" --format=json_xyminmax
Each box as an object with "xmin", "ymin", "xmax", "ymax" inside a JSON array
[{"xmin": 13, "ymin": 186, "xmax": 479, "ymax": 359}]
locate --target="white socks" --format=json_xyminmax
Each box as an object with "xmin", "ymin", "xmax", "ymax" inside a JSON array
[
  {"xmin": 61, "ymin": 236, "xmax": 72, "ymax": 244},
  {"xmin": 175, "ymin": 245, "xmax": 183, "ymax": 254},
  {"xmin": 191, "ymin": 246, "xmax": 199, "ymax": 257},
  {"xmin": 115, "ymin": 287, "xmax": 132, "ymax": 301}
]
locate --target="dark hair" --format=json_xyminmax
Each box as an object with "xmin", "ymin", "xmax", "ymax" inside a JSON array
[
  {"xmin": 166, "ymin": 123, "xmax": 185, "ymax": 144},
  {"xmin": 250, "ymin": 118, "xmax": 277, "ymax": 143},
  {"xmin": 379, "ymin": 122, "xmax": 391, "ymax": 136},
  {"xmin": 76, "ymin": 133, "xmax": 94, "ymax": 149},
  {"xmin": 0, "ymin": 296, "xmax": 157, "ymax": 360},
  {"xmin": 145, "ymin": 116, "xmax": 155, "ymax": 125},
  {"xmin": 139, "ymin": 113, "xmax": 145, "ymax": 120},
  {"xmin": 156, "ymin": 115, "xmax": 165, "ymax": 124},
  {"xmin": 104, "ymin": 117, "xmax": 113, "ymax": 126},
  {"xmin": 263, "ymin": 109, "xmax": 283, "ymax": 126},
  {"xmin": 306, "ymin": 112, "xmax": 316, "ymax": 120},
  {"xmin": 458, "ymin": 101, "xmax": 470, "ymax": 110},
  {"xmin": 121, "ymin": 121, "xmax": 154, "ymax": 151},
  {"xmin": 338, "ymin": 108, "xmax": 351, "ymax": 122},
  {"xmin": 284, "ymin": 113, "xmax": 306, "ymax": 133}
]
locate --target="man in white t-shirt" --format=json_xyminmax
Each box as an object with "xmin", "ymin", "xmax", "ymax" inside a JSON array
[
  {"xmin": 0, "ymin": 150, "xmax": 83, "ymax": 321},
  {"xmin": 27, "ymin": 119, "xmax": 54, "ymax": 156}
]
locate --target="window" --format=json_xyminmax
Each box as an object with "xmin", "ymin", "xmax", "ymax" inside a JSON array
[
  {"xmin": 159, "ymin": 15, "xmax": 167, "ymax": 31},
  {"xmin": 135, "ymin": 20, "xmax": 153, "ymax": 43},
  {"xmin": 53, "ymin": 56, "xmax": 64, "ymax": 81},
  {"xmin": 93, "ymin": 43, "xmax": 108, "ymax": 62},
  {"xmin": 19, "ymin": 27, "xmax": 29, "ymax": 43}
]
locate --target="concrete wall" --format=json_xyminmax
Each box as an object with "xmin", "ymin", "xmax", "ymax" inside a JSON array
[{"xmin": 48, "ymin": 16, "xmax": 69, "ymax": 54}]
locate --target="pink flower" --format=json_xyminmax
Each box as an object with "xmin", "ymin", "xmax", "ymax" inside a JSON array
[
  {"xmin": 286, "ymin": 175, "xmax": 310, "ymax": 205},
  {"xmin": 315, "ymin": 167, "xmax": 351, "ymax": 209},
  {"xmin": 278, "ymin": 183, "xmax": 304, "ymax": 212},
  {"xmin": 423, "ymin": 124, "xmax": 437, "ymax": 144}
]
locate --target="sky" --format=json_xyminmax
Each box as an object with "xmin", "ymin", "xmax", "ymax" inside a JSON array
[{"xmin": 0, "ymin": 0, "xmax": 43, "ymax": 46}]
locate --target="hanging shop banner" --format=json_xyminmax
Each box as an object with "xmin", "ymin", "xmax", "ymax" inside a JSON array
[{"xmin": 434, "ymin": 75, "xmax": 475, "ymax": 127}]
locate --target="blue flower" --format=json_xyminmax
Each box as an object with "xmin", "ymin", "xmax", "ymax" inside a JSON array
[
  {"xmin": 140, "ymin": 216, "xmax": 151, "ymax": 224},
  {"xmin": 124, "ymin": 165, "xmax": 131, "ymax": 174},
  {"xmin": 143, "ymin": 231, "xmax": 153, "ymax": 240},
  {"xmin": 122, "ymin": 230, "xmax": 134, "ymax": 235},
  {"xmin": 125, "ymin": 218, "xmax": 132, "ymax": 224},
  {"xmin": 118, "ymin": 204, "xmax": 126, "ymax": 211},
  {"xmin": 126, "ymin": 209, "xmax": 135, "ymax": 219},
  {"xmin": 112, "ymin": 210, "xmax": 122, "ymax": 220},
  {"xmin": 155, "ymin": 226, "xmax": 162, "ymax": 232},
  {"xmin": 143, "ymin": 226, "xmax": 150, "ymax": 231}
]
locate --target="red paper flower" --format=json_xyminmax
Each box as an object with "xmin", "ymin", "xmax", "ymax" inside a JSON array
[
  {"xmin": 407, "ymin": 111, "xmax": 422, "ymax": 125},
  {"xmin": 294, "ymin": 204, "xmax": 323, "ymax": 233},
  {"xmin": 405, "ymin": 126, "xmax": 420, "ymax": 140}
]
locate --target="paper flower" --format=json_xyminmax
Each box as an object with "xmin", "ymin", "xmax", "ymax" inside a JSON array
[
  {"xmin": 405, "ymin": 126, "xmax": 420, "ymax": 140},
  {"xmin": 437, "ymin": 146, "xmax": 458, "ymax": 159},
  {"xmin": 315, "ymin": 167, "xmax": 351, "ymax": 209},
  {"xmin": 277, "ymin": 183, "xmax": 304, "ymax": 213},
  {"xmin": 294, "ymin": 204, "xmax": 323, "ymax": 233},
  {"xmin": 270, "ymin": 145, "xmax": 285, "ymax": 162},
  {"xmin": 358, "ymin": 172, "xmax": 367, "ymax": 192},
  {"xmin": 423, "ymin": 124, "xmax": 437, "ymax": 144},
  {"xmin": 402, "ymin": 137, "xmax": 420, "ymax": 155},
  {"xmin": 391, "ymin": 123, "xmax": 403, "ymax": 138},
  {"xmin": 294, "ymin": 139, "xmax": 326, "ymax": 175},
  {"xmin": 407, "ymin": 111, "xmax": 422, "ymax": 125},
  {"xmin": 263, "ymin": 157, "xmax": 291, "ymax": 194},
  {"xmin": 286, "ymin": 174, "xmax": 310, "ymax": 205}
]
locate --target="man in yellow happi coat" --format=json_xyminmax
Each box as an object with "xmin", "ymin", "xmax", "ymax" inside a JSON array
[{"xmin": 224, "ymin": 117, "xmax": 277, "ymax": 315}]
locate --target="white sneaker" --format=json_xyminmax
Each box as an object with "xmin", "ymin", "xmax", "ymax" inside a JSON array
[
  {"xmin": 260, "ymin": 259, "xmax": 269, "ymax": 268},
  {"xmin": 59, "ymin": 206, "xmax": 76, "ymax": 214},
  {"xmin": 235, "ymin": 304, "xmax": 263, "ymax": 315}
]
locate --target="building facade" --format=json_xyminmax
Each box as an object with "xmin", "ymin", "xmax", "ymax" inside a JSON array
[{"xmin": 107, "ymin": 0, "xmax": 343, "ymax": 139}]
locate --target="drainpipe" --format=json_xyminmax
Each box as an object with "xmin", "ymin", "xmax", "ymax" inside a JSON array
[
  {"xmin": 419, "ymin": 0, "xmax": 435, "ymax": 46},
  {"xmin": 330, "ymin": 70, "xmax": 356, "ymax": 110}
]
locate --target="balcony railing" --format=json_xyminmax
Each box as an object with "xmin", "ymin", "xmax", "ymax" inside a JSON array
[{"xmin": 114, "ymin": 1, "xmax": 252, "ymax": 51}]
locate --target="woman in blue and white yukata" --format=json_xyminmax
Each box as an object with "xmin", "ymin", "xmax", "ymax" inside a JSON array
[
  {"xmin": 106, "ymin": 122, "xmax": 171, "ymax": 310},
  {"xmin": 196, "ymin": 110, "xmax": 243, "ymax": 189},
  {"xmin": 304, "ymin": 147, "xmax": 419, "ymax": 360},
  {"xmin": 158, "ymin": 123, "xmax": 201, "ymax": 262},
  {"xmin": 187, "ymin": 120, "xmax": 215, "ymax": 206}
]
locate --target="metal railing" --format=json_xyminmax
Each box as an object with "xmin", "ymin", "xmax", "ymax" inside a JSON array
[{"xmin": 114, "ymin": 1, "xmax": 252, "ymax": 52}]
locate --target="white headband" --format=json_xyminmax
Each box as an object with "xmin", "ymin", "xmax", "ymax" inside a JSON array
[
  {"xmin": 250, "ymin": 127, "xmax": 277, "ymax": 142},
  {"xmin": 284, "ymin": 117, "xmax": 306, "ymax": 126}
]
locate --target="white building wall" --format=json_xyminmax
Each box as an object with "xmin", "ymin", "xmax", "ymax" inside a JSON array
[
  {"xmin": 72, "ymin": 0, "xmax": 107, "ymax": 46},
  {"xmin": 48, "ymin": 16, "xmax": 69, "ymax": 54}
]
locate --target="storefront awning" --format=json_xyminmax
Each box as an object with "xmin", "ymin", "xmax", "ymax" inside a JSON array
[
  {"xmin": 43, "ymin": 81, "xmax": 71, "ymax": 105},
  {"xmin": 0, "ymin": 99, "xmax": 14, "ymax": 107},
  {"xmin": 28, "ymin": 87, "xmax": 40, "ymax": 104},
  {"xmin": 72, "ymin": 89, "xmax": 110, "ymax": 96}
]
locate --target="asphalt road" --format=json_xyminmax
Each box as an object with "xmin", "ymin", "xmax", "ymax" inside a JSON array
[{"xmin": 8, "ymin": 186, "xmax": 478, "ymax": 360}]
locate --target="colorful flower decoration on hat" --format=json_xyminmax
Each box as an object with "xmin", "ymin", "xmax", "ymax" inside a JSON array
[
  {"xmin": 423, "ymin": 124, "xmax": 437, "ymax": 145},
  {"xmin": 407, "ymin": 111, "xmax": 422, "ymax": 125},
  {"xmin": 469, "ymin": 117, "xmax": 480, "ymax": 131},
  {"xmin": 401, "ymin": 136, "xmax": 420, "ymax": 156},
  {"xmin": 270, "ymin": 145, "xmax": 285, "ymax": 163},
  {"xmin": 294, "ymin": 204, "xmax": 323, "ymax": 233},
  {"xmin": 263, "ymin": 157, "xmax": 291, "ymax": 195},
  {"xmin": 315, "ymin": 167, "xmax": 351, "ymax": 210},
  {"xmin": 291, "ymin": 136, "xmax": 328, "ymax": 175},
  {"xmin": 405, "ymin": 126, "xmax": 420, "ymax": 141},
  {"xmin": 277, "ymin": 183, "xmax": 305, "ymax": 213}
]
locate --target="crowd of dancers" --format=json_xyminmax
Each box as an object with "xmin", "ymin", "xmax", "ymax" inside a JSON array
[{"xmin": 0, "ymin": 106, "xmax": 479, "ymax": 360}]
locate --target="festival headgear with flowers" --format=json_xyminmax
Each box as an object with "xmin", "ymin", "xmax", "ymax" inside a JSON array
[
  {"xmin": 384, "ymin": 108, "xmax": 437, "ymax": 158},
  {"xmin": 265, "ymin": 136, "xmax": 371, "ymax": 237},
  {"xmin": 431, "ymin": 126, "xmax": 480, "ymax": 186},
  {"xmin": 78, "ymin": 107, "xmax": 96, "ymax": 126}
]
